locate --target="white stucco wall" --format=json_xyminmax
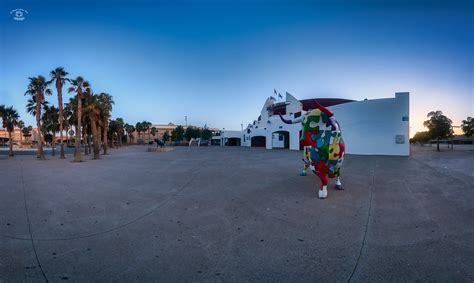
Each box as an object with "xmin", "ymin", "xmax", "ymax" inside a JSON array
[
  {"xmin": 285, "ymin": 92, "xmax": 302, "ymax": 115},
  {"xmin": 220, "ymin": 130, "xmax": 244, "ymax": 146},
  {"xmin": 217, "ymin": 92, "xmax": 410, "ymax": 156},
  {"xmin": 328, "ymin": 92, "xmax": 410, "ymax": 156}
]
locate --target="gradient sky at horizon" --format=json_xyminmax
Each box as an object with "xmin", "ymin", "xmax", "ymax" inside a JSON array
[{"xmin": 1, "ymin": 0, "xmax": 472, "ymax": 136}]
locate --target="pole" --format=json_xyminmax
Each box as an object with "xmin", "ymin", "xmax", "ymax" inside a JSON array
[{"xmin": 185, "ymin": 116, "xmax": 187, "ymax": 127}]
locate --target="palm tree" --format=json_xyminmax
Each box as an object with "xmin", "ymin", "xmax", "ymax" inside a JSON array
[
  {"xmin": 42, "ymin": 105, "xmax": 60, "ymax": 156},
  {"xmin": 1, "ymin": 106, "xmax": 20, "ymax": 156},
  {"xmin": 22, "ymin": 126, "xmax": 32, "ymax": 143},
  {"xmin": 151, "ymin": 126, "xmax": 157, "ymax": 142},
  {"xmin": 82, "ymin": 102, "xmax": 91, "ymax": 156},
  {"xmin": 68, "ymin": 76, "xmax": 90, "ymax": 162},
  {"xmin": 63, "ymin": 98, "xmax": 76, "ymax": 147},
  {"xmin": 98, "ymin": 93, "xmax": 114, "ymax": 154},
  {"xmin": 142, "ymin": 121, "xmax": 151, "ymax": 143},
  {"xmin": 25, "ymin": 76, "xmax": 51, "ymax": 160},
  {"xmin": 50, "ymin": 67, "xmax": 70, "ymax": 159},
  {"xmin": 26, "ymin": 97, "xmax": 49, "ymax": 150},
  {"xmin": 126, "ymin": 124, "xmax": 135, "ymax": 144},
  {"xmin": 116, "ymin": 118, "xmax": 124, "ymax": 147},
  {"xmin": 135, "ymin": 122, "xmax": 142, "ymax": 143},
  {"xmin": 108, "ymin": 119, "xmax": 118, "ymax": 147},
  {"xmin": 26, "ymin": 97, "xmax": 49, "ymax": 116},
  {"xmin": 83, "ymin": 94, "xmax": 102, "ymax": 159}
]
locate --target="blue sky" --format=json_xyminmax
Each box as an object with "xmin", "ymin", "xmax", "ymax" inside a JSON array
[{"xmin": 1, "ymin": 0, "xmax": 472, "ymax": 135}]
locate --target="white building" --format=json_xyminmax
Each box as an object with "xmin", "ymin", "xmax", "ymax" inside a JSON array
[{"xmin": 218, "ymin": 92, "xmax": 410, "ymax": 156}]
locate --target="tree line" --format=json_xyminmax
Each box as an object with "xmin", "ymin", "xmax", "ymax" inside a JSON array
[
  {"xmin": 0, "ymin": 67, "xmax": 124, "ymax": 160},
  {"xmin": 410, "ymin": 111, "xmax": 473, "ymax": 151},
  {"xmin": 167, "ymin": 125, "xmax": 213, "ymax": 144}
]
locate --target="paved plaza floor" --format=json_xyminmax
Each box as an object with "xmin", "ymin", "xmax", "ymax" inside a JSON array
[{"xmin": 1, "ymin": 145, "xmax": 473, "ymax": 282}]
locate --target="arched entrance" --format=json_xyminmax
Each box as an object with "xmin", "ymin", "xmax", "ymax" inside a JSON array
[
  {"xmin": 227, "ymin": 137, "xmax": 241, "ymax": 146},
  {"xmin": 272, "ymin": 131, "xmax": 290, "ymax": 149},
  {"xmin": 251, "ymin": 136, "xmax": 266, "ymax": 147}
]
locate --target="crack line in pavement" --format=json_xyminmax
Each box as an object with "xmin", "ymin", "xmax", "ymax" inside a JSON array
[
  {"xmin": 19, "ymin": 159, "xmax": 50, "ymax": 282},
  {"xmin": 347, "ymin": 157, "xmax": 377, "ymax": 282},
  {"xmin": 3, "ymin": 166, "xmax": 201, "ymax": 242}
]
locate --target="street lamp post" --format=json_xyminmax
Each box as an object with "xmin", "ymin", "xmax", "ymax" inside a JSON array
[{"xmin": 222, "ymin": 128, "xmax": 225, "ymax": 147}]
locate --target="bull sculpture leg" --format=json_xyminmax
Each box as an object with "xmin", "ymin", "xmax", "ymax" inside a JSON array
[
  {"xmin": 315, "ymin": 170, "xmax": 328, "ymax": 199},
  {"xmin": 300, "ymin": 146, "xmax": 310, "ymax": 176},
  {"xmin": 335, "ymin": 176, "xmax": 343, "ymax": 190}
]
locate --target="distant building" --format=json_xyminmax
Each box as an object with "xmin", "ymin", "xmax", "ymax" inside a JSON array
[
  {"xmin": 0, "ymin": 128, "xmax": 40, "ymax": 145},
  {"xmin": 132, "ymin": 123, "xmax": 179, "ymax": 143},
  {"xmin": 216, "ymin": 92, "xmax": 410, "ymax": 156}
]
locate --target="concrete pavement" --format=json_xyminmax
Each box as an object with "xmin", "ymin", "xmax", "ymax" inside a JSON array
[{"xmin": 1, "ymin": 145, "xmax": 473, "ymax": 282}]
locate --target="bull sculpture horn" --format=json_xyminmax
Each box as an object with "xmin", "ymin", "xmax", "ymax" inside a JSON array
[{"xmin": 279, "ymin": 114, "xmax": 303, "ymax": 124}]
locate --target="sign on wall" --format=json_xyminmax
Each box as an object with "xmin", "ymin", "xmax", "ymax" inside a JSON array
[{"xmin": 395, "ymin": 135, "xmax": 405, "ymax": 144}]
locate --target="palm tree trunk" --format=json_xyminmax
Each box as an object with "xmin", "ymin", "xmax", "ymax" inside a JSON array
[
  {"xmin": 97, "ymin": 122, "xmax": 103, "ymax": 155},
  {"xmin": 74, "ymin": 96, "xmax": 82, "ymax": 162},
  {"xmin": 67, "ymin": 126, "xmax": 70, "ymax": 146},
  {"xmin": 66, "ymin": 126, "xmax": 69, "ymax": 147},
  {"xmin": 87, "ymin": 133, "xmax": 91, "ymax": 154},
  {"xmin": 103, "ymin": 118, "xmax": 108, "ymax": 155},
  {"xmin": 58, "ymin": 87, "xmax": 65, "ymax": 159},
  {"xmin": 90, "ymin": 119, "xmax": 100, "ymax": 159},
  {"xmin": 52, "ymin": 131, "xmax": 56, "ymax": 156},
  {"xmin": 119, "ymin": 130, "xmax": 123, "ymax": 147},
  {"xmin": 36, "ymin": 93, "xmax": 45, "ymax": 160},
  {"xmin": 83, "ymin": 124, "xmax": 89, "ymax": 155},
  {"xmin": 8, "ymin": 131, "xmax": 13, "ymax": 157}
]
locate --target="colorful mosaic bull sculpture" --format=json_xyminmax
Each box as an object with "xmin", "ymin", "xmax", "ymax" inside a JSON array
[{"xmin": 280, "ymin": 101, "xmax": 345, "ymax": 199}]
